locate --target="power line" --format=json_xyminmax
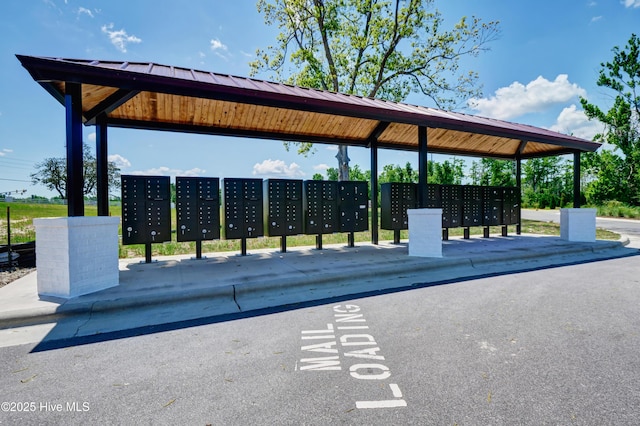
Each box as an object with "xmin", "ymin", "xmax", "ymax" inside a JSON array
[{"xmin": 0, "ymin": 178, "xmax": 31, "ymax": 183}]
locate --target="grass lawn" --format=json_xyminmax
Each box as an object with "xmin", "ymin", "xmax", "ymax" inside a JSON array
[{"xmin": 1, "ymin": 202, "xmax": 620, "ymax": 258}]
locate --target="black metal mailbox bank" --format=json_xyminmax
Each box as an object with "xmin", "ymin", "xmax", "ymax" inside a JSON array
[
  {"xmin": 381, "ymin": 182, "xmax": 520, "ymax": 240},
  {"xmin": 264, "ymin": 179, "xmax": 303, "ymax": 252},
  {"xmin": 121, "ymin": 175, "xmax": 171, "ymax": 263},
  {"xmin": 303, "ymin": 180, "xmax": 338, "ymax": 249},
  {"xmin": 176, "ymin": 177, "xmax": 220, "ymax": 258},
  {"xmin": 222, "ymin": 178, "xmax": 264, "ymax": 255}
]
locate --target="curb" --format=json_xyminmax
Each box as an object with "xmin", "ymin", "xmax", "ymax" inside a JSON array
[{"xmin": 0, "ymin": 238, "xmax": 633, "ymax": 330}]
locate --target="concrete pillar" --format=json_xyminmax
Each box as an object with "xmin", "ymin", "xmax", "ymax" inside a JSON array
[
  {"xmin": 407, "ymin": 208, "xmax": 442, "ymax": 257},
  {"xmin": 34, "ymin": 217, "xmax": 120, "ymax": 298},
  {"xmin": 560, "ymin": 208, "xmax": 596, "ymax": 242}
]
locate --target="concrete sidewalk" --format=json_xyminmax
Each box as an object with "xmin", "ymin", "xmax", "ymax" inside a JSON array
[{"xmin": 0, "ymin": 234, "xmax": 636, "ymax": 348}]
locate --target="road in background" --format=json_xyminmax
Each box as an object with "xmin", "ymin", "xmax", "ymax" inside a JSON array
[{"xmin": 522, "ymin": 209, "xmax": 640, "ymax": 242}]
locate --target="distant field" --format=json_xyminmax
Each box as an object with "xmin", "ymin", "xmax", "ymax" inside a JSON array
[{"xmin": 0, "ymin": 202, "xmax": 620, "ymax": 259}]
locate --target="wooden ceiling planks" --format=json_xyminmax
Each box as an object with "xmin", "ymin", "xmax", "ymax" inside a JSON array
[{"xmin": 18, "ymin": 56, "xmax": 601, "ymax": 159}]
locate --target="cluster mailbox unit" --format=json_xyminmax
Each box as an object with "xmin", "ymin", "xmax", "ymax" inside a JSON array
[
  {"xmin": 303, "ymin": 180, "xmax": 369, "ymax": 249},
  {"xmin": 175, "ymin": 177, "xmax": 220, "ymax": 258},
  {"xmin": 380, "ymin": 182, "xmax": 520, "ymax": 240},
  {"xmin": 222, "ymin": 178, "xmax": 264, "ymax": 255},
  {"xmin": 264, "ymin": 179, "xmax": 303, "ymax": 252},
  {"xmin": 121, "ymin": 175, "xmax": 172, "ymax": 262}
]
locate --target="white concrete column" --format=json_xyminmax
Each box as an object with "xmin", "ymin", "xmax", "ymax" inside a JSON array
[
  {"xmin": 407, "ymin": 208, "xmax": 442, "ymax": 257},
  {"xmin": 34, "ymin": 216, "xmax": 120, "ymax": 298},
  {"xmin": 560, "ymin": 208, "xmax": 596, "ymax": 242}
]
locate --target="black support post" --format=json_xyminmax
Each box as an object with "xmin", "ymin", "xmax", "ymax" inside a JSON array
[
  {"xmin": 516, "ymin": 155, "xmax": 522, "ymax": 235},
  {"xmin": 370, "ymin": 139, "xmax": 378, "ymax": 245},
  {"xmin": 96, "ymin": 115, "xmax": 109, "ymax": 216},
  {"xmin": 573, "ymin": 151, "xmax": 581, "ymax": 208},
  {"xmin": 65, "ymin": 82, "xmax": 84, "ymax": 217},
  {"xmin": 418, "ymin": 126, "xmax": 428, "ymax": 208}
]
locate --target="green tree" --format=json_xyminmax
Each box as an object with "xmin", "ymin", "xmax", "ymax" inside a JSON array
[
  {"xmin": 582, "ymin": 150, "xmax": 626, "ymax": 204},
  {"xmin": 31, "ymin": 143, "xmax": 121, "ymax": 199},
  {"xmin": 580, "ymin": 33, "xmax": 640, "ymax": 205},
  {"xmin": 252, "ymin": 0, "xmax": 499, "ymax": 180},
  {"xmin": 522, "ymin": 157, "xmax": 573, "ymax": 209},
  {"xmin": 378, "ymin": 162, "xmax": 418, "ymax": 185},
  {"xmin": 428, "ymin": 158, "xmax": 465, "ymax": 184},
  {"xmin": 469, "ymin": 158, "xmax": 516, "ymax": 186},
  {"xmin": 312, "ymin": 173, "xmax": 324, "ymax": 180},
  {"xmin": 326, "ymin": 167, "xmax": 339, "ymax": 181}
]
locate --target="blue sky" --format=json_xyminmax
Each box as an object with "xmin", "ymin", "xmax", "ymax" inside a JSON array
[{"xmin": 1, "ymin": 0, "xmax": 639, "ymax": 197}]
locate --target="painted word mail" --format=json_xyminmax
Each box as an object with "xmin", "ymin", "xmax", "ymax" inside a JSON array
[{"xmin": 298, "ymin": 304, "xmax": 407, "ymax": 409}]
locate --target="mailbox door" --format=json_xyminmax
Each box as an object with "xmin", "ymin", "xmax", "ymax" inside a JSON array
[
  {"xmin": 304, "ymin": 181, "xmax": 337, "ymax": 234},
  {"xmin": 502, "ymin": 187, "xmax": 520, "ymax": 225},
  {"xmin": 122, "ymin": 198, "xmax": 145, "ymax": 245},
  {"xmin": 223, "ymin": 178, "xmax": 244, "ymax": 239},
  {"xmin": 197, "ymin": 178, "xmax": 220, "ymax": 240},
  {"xmin": 339, "ymin": 181, "xmax": 368, "ymax": 232},
  {"xmin": 176, "ymin": 177, "xmax": 199, "ymax": 242},
  {"xmin": 244, "ymin": 179, "xmax": 264, "ymax": 238}
]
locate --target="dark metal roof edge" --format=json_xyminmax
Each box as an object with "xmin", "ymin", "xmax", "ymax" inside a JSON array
[{"xmin": 16, "ymin": 55, "xmax": 602, "ymax": 153}]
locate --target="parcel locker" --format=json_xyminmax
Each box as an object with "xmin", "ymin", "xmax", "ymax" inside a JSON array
[
  {"xmin": 502, "ymin": 187, "xmax": 520, "ymax": 225},
  {"xmin": 264, "ymin": 179, "xmax": 303, "ymax": 237},
  {"xmin": 176, "ymin": 177, "xmax": 220, "ymax": 242},
  {"xmin": 338, "ymin": 181, "xmax": 369, "ymax": 232},
  {"xmin": 303, "ymin": 180, "xmax": 338, "ymax": 234},
  {"xmin": 482, "ymin": 186, "xmax": 503, "ymax": 226},
  {"xmin": 121, "ymin": 175, "xmax": 171, "ymax": 245},
  {"xmin": 222, "ymin": 178, "xmax": 264, "ymax": 239},
  {"xmin": 381, "ymin": 182, "xmax": 417, "ymax": 230}
]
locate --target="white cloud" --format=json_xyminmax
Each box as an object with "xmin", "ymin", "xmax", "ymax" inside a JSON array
[
  {"xmin": 623, "ymin": 0, "xmax": 640, "ymax": 8},
  {"xmin": 131, "ymin": 166, "xmax": 205, "ymax": 178},
  {"xmin": 87, "ymin": 132, "xmax": 96, "ymax": 143},
  {"xmin": 108, "ymin": 154, "xmax": 131, "ymax": 169},
  {"xmin": 252, "ymin": 159, "xmax": 305, "ymax": 178},
  {"xmin": 0, "ymin": 152, "xmax": 5, "ymax": 157},
  {"xmin": 210, "ymin": 38, "xmax": 228, "ymax": 51},
  {"xmin": 3, "ymin": 149, "xmax": 13, "ymax": 153},
  {"xmin": 468, "ymin": 74, "xmax": 587, "ymax": 120},
  {"xmin": 325, "ymin": 145, "xmax": 338, "ymax": 152},
  {"xmin": 78, "ymin": 7, "xmax": 94, "ymax": 18},
  {"xmin": 591, "ymin": 15, "xmax": 602, "ymax": 22},
  {"xmin": 210, "ymin": 38, "xmax": 230, "ymax": 60},
  {"xmin": 313, "ymin": 163, "xmax": 330, "ymax": 171},
  {"xmin": 549, "ymin": 104, "xmax": 604, "ymax": 140},
  {"xmin": 101, "ymin": 23, "xmax": 142, "ymax": 53}
]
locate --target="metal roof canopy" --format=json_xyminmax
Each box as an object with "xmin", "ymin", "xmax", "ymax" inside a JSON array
[
  {"xmin": 17, "ymin": 55, "xmax": 600, "ymax": 159},
  {"xmin": 17, "ymin": 55, "xmax": 598, "ymax": 240}
]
